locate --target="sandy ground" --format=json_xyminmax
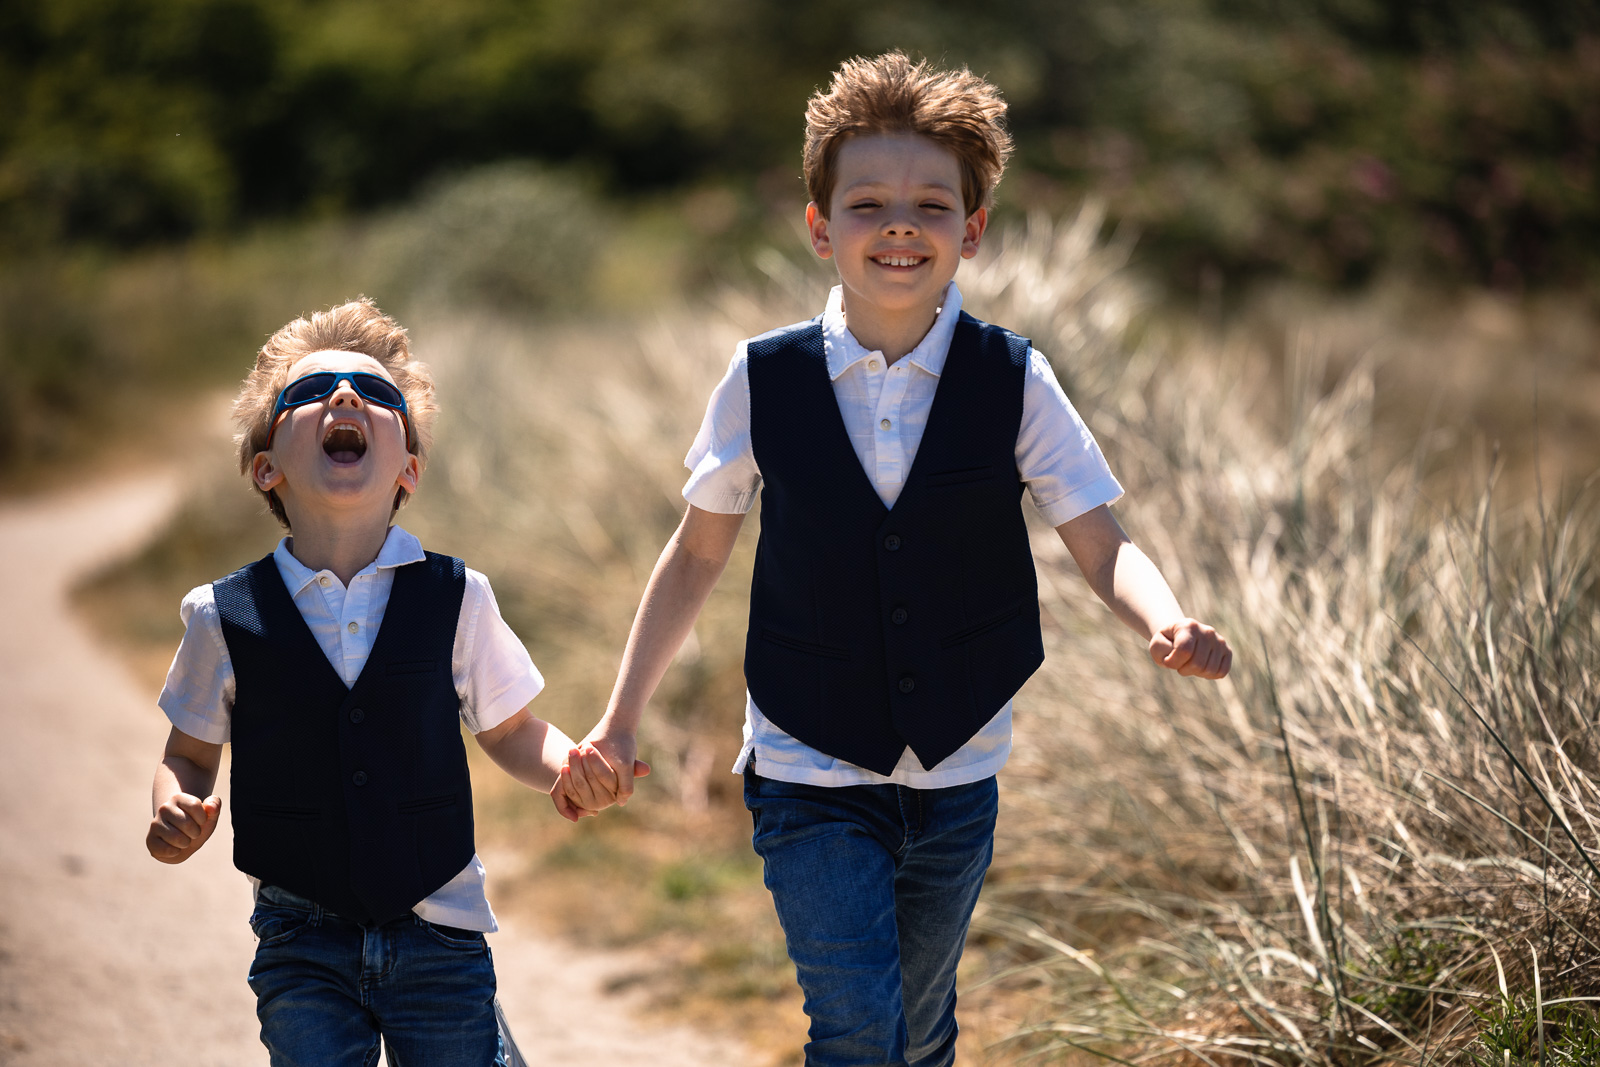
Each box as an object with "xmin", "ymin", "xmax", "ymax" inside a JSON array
[{"xmin": 0, "ymin": 471, "xmax": 750, "ymax": 1065}]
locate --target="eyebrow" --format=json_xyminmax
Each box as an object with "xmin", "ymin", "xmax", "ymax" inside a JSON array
[{"xmin": 841, "ymin": 179, "xmax": 960, "ymax": 196}]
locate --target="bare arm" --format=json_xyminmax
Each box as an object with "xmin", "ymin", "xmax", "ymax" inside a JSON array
[
  {"xmin": 579, "ymin": 504, "xmax": 745, "ymax": 804},
  {"xmin": 147, "ymin": 726, "xmax": 224, "ymax": 863},
  {"xmin": 474, "ymin": 708, "xmax": 574, "ymax": 795},
  {"xmin": 1055, "ymin": 504, "xmax": 1231, "ymax": 679}
]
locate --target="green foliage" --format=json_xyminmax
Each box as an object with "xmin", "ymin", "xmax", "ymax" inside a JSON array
[
  {"xmin": 3, "ymin": 0, "xmax": 1597, "ymax": 285},
  {"xmin": 1469, "ymin": 996, "xmax": 1600, "ymax": 1065}
]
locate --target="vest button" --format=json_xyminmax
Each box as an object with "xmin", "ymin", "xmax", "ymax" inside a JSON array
[
  {"xmin": 349, "ymin": 708, "xmax": 365, "ymax": 724},
  {"xmin": 352, "ymin": 771, "xmax": 368, "ymax": 786},
  {"xmin": 884, "ymin": 534, "xmax": 901, "ymax": 551},
  {"xmin": 891, "ymin": 608, "xmax": 908, "ymax": 625},
  {"xmin": 898, "ymin": 676, "xmax": 916, "ymax": 693}
]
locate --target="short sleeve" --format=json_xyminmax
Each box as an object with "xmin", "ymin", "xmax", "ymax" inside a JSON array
[
  {"xmin": 157, "ymin": 584, "xmax": 235, "ymax": 744},
  {"xmin": 454, "ymin": 569, "xmax": 545, "ymax": 734},
  {"xmin": 1017, "ymin": 348, "xmax": 1125, "ymax": 527},
  {"xmin": 682, "ymin": 342, "xmax": 762, "ymax": 514}
]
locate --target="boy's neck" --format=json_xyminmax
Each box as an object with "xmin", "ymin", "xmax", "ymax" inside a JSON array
[
  {"xmin": 284, "ymin": 511, "xmax": 393, "ymax": 586},
  {"xmin": 838, "ymin": 289, "xmax": 942, "ymax": 364}
]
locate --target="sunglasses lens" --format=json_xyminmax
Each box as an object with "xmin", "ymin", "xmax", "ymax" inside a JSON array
[
  {"xmin": 352, "ymin": 373, "xmax": 406, "ymax": 409},
  {"xmin": 281, "ymin": 372, "xmax": 337, "ymax": 405}
]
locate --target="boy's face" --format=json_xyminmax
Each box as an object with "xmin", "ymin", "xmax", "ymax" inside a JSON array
[
  {"xmin": 250, "ymin": 352, "xmax": 419, "ymax": 529},
  {"xmin": 807, "ymin": 132, "xmax": 987, "ymax": 320}
]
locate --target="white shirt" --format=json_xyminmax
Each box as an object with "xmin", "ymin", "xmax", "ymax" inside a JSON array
[
  {"xmin": 684, "ymin": 283, "xmax": 1124, "ymax": 787},
  {"xmin": 158, "ymin": 525, "xmax": 544, "ymax": 931}
]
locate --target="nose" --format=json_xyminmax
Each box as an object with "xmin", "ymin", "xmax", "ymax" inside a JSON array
[
  {"xmin": 329, "ymin": 377, "xmax": 364, "ymax": 409},
  {"xmin": 881, "ymin": 205, "xmax": 919, "ymax": 237}
]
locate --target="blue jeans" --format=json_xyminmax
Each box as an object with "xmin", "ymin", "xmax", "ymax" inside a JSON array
[
  {"xmin": 744, "ymin": 767, "xmax": 999, "ymax": 1067},
  {"xmin": 247, "ymin": 885, "xmax": 506, "ymax": 1067}
]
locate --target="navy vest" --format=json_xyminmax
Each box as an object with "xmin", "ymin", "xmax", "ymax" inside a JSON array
[
  {"xmin": 744, "ymin": 312, "xmax": 1045, "ymax": 775},
  {"xmin": 214, "ymin": 551, "xmax": 474, "ymax": 926}
]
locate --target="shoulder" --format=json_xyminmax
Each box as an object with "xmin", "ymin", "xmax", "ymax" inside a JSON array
[
  {"xmin": 419, "ymin": 550, "xmax": 467, "ymax": 581},
  {"xmin": 208, "ymin": 555, "xmax": 277, "ymax": 632},
  {"xmin": 957, "ymin": 312, "xmax": 1031, "ymax": 368},
  {"xmin": 460, "ymin": 566, "xmax": 497, "ymax": 612},
  {"xmin": 178, "ymin": 582, "xmax": 218, "ymax": 628},
  {"xmin": 745, "ymin": 316, "xmax": 824, "ymax": 361}
]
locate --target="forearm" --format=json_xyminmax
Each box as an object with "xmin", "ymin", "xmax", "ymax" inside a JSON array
[
  {"xmin": 477, "ymin": 712, "xmax": 575, "ymax": 793},
  {"xmin": 1087, "ymin": 540, "xmax": 1185, "ymax": 641},
  {"xmin": 147, "ymin": 727, "xmax": 225, "ymax": 862},
  {"xmin": 602, "ymin": 512, "xmax": 738, "ymax": 733},
  {"xmin": 151, "ymin": 726, "xmax": 223, "ymax": 808},
  {"xmin": 152, "ymin": 755, "xmax": 218, "ymax": 810},
  {"xmin": 1055, "ymin": 505, "xmax": 1183, "ymax": 640}
]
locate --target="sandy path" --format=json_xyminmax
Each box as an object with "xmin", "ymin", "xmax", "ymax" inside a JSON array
[{"xmin": 0, "ymin": 472, "xmax": 748, "ymax": 1065}]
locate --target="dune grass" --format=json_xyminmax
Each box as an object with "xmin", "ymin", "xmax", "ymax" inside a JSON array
[{"xmin": 74, "ymin": 203, "xmax": 1600, "ymax": 1064}]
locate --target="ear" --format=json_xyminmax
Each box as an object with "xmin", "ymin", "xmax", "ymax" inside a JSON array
[
  {"xmin": 806, "ymin": 202, "xmax": 833, "ymax": 260},
  {"xmin": 961, "ymin": 207, "xmax": 989, "ymax": 260},
  {"xmin": 396, "ymin": 453, "xmax": 421, "ymax": 496},
  {"xmin": 251, "ymin": 451, "xmax": 284, "ymax": 494}
]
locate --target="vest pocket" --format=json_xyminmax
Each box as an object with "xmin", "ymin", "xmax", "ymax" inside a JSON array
[
  {"xmin": 940, "ymin": 604, "xmax": 1024, "ymax": 647},
  {"xmin": 760, "ymin": 629, "xmax": 851, "ymax": 660},
  {"xmin": 387, "ymin": 659, "xmax": 441, "ymax": 676},
  {"xmin": 924, "ymin": 465, "xmax": 998, "ymax": 487},
  {"xmin": 250, "ymin": 804, "xmax": 321, "ymax": 821},
  {"xmin": 398, "ymin": 792, "xmax": 459, "ymax": 815}
]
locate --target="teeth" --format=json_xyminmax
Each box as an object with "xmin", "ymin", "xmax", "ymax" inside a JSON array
[
  {"xmin": 876, "ymin": 256, "xmax": 923, "ymax": 267},
  {"xmin": 323, "ymin": 424, "xmax": 365, "ymax": 445}
]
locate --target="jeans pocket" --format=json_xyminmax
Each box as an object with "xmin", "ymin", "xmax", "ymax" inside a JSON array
[
  {"xmin": 249, "ymin": 902, "xmax": 313, "ymax": 948},
  {"xmin": 420, "ymin": 919, "xmax": 488, "ymax": 951}
]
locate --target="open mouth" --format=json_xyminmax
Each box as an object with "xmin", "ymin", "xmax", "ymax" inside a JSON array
[
  {"xmin": 873, "ymin": 255, "xmax": 926, "ymax": 268},
  {"xmin": 322, "ymin": 423, "xmax": 367, "ymax": 464}
]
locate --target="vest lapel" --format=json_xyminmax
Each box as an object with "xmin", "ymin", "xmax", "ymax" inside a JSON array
[
  {"xmin": 252, "ymin": 559, "xmax": 351, "ymax": 692},
  {"xmin": 346, "ymin": 560, "xmax": 435, "ymax": 694},
  {"xmin": 798, "ymin": 324, "xmax": 892, "ymax": 518},
  {"xmin": 885, "ymin": 315, "xmax": 977, "ymax": 517}
]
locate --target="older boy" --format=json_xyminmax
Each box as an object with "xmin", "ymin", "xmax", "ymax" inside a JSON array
[
  {"xmin": 144, "ymin": 298, "xmax": 628, "ymax": 1065},
  {"xmin": 571, "ymin": 53, "xmax": 1230, "ymax": 1067}
]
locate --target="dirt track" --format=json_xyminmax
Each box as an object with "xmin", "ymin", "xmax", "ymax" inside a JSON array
[{"xmin": 0, "ymin": 472, "xmax": 748, "ymax": 1065}]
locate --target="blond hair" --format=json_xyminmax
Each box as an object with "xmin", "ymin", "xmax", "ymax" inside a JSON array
[
  {"xmin": 233, "ymin": 297, "xmax": 438, "ymax": 527},
  {"xmin": 804, "ymin": 52, "xmax": 1014, "ymax": 219}
]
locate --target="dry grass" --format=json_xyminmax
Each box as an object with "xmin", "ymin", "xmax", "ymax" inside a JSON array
[{"xmin": 75, "ymin": 204, "xmax": 1600, "ymax": 1064}]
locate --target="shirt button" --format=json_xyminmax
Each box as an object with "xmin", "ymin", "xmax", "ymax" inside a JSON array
[
  {"xmin": 868, "ymin": 359, "xmax": 879, "ymax": 370},
  {"xmin": 318, "ymin": 576, "xmax": 329, "ymax": 587},
  {"xmin": 879, "ymin": 418, "xmax": 892, "ymax": 430},
  {"xmin": 883, "ymin": 534, "xmax": 901, "ymax": 551},
  {"xmin": 352, "ymin": 771, "xmax": 368, "ymax": 786},
  {"xmin": 891, "ymin": 608, "xmax": 908, "ymax": 625},
  {"xmin": 347, "ymin": 621, "xmax": 359, "ymax": 634},
  {"xmin": 349, "ymin": 708, "xmax": 365, "ymax": 724},
  {"xmin": 898, "ymin": 676, "xmax": 916, "ymax": 694}
]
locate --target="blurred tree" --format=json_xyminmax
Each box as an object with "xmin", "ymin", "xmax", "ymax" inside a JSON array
[{"xmin": 1, "ymin": 0, "xmax": 1596, "ymax": 286}]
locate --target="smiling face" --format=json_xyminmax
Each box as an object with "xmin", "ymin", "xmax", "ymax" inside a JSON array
[
  {"xmin": 250, "ymin": 351, "xmax": 420, "ymax": 530},
  {"xmin": 807, "ymin": 132, "xmax": 988, "ymax": 325}
]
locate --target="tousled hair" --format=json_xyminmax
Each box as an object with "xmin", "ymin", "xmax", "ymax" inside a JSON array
[
  {"xmin": 233, "ymin": 297, "xmax": 438, "ymax": 528},
  {"xmin": 804, "ymin": 52, "xmax": 1013, "ymax": 219}
]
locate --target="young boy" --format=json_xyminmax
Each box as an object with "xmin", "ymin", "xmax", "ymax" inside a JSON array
[
  {"xmin": 568, "ymin": 53, "xmax": 1231, "ymax": 1067},
  {"xmin": 144, "ymin": 298, "xmax": 627, "ymax": 1065}
]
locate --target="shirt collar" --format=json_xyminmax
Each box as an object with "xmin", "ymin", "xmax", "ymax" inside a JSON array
[
  {"xmin": 821, "ymin": 282, "xmax": 965, "ymax": 381},
  {"xmin": 274, "ymin": 525, "xmax": 426, "ymax": 596}
]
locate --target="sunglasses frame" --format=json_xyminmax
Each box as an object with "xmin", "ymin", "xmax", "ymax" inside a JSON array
[{"xmin": 264, "ymin": 371, "xmax": 415, "ymax": 453}]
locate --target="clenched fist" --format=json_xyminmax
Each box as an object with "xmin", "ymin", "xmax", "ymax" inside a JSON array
[{"xmin": 147, "ymin": 792, "xmax": 222, "ymax": 863}]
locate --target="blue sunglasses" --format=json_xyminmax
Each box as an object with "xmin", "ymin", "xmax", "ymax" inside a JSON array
[{"xmin": 265, "ymin": 371, "xmax": 414, "ymax": 452}]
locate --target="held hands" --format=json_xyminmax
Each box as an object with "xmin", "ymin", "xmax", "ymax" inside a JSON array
[
  {"xmin": 1149, "ymin": 618, "xmax": 1232, "ymax": 679},
  {"xmin": 548, "ymin": 732, "xmax": 651, "ymax": 823},
  {"xmin": 147, "ymin": 792, "xmax": 222, "ymax": 863}
]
